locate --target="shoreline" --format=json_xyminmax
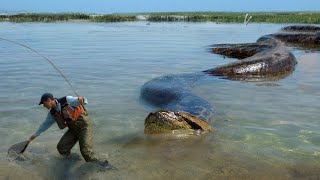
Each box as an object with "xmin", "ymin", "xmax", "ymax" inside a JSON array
[{"xmin": 0, "ymin": 12, "xmax": 319, "ymax": 23}]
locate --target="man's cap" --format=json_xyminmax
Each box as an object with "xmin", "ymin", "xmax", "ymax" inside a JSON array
[{"xmin": 39, "ymin": 93, "xmax": 53, "ymax": 105}]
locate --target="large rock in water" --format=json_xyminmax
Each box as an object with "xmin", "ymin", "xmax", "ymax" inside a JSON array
[
  {"xmin": 144, "ymin": 110, "xmax": 212, "ymax": 134},
  {"xmin": 281, "ymin": 25, "xmax": 320, "ymax": 32},
  {"xmin": 205, "ymin": 46, "xmax": 297, "ymax": 79},
  {"xmin": 210, "ymin": 43, "xmax": 276, "ymax": 59},
  {"xmin": 258, "ymin": 25, "xmax": 320, "ymax": 50}
]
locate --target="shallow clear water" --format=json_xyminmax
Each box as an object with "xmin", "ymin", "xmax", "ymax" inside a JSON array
[{"xmin": 0, "ymin": 22, "xmax": 319, "ymax": 179}]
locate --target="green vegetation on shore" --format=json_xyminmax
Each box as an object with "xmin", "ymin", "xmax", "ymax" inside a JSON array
[
  {"xmin": 91, "ymin": 15, "xmax": 137, "ymax": 22},
  {"xmin": 146, "ymin": 12, "xmax": 320, "ymax": 23},
  {"xmin": 0, "ymin": 13, "xmax": 90, "ymax": 22},
  {"xmin": 0, "ymin": 13, "xmax": 136, "ymax": 22},
  {"xmin": 0, "ymin": 12, "xmax": 319, "ymax": 23}
]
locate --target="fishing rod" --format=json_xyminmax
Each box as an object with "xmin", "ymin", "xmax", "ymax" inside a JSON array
[
  {"xmin": 0, "ymin": 37, "xmax": 78, "ymax": 96},
  {"xmin": 2, "ymin": 37, "xmax": 81, "ymax": 159}
]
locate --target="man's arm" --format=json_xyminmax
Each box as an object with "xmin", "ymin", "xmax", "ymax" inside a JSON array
[
  {"xmin": 66, "ymin": 96, "xmax": 88, "ymax": 108},
  {"xmin": 29, "ymin": 112, "xmax": 55, "ymax": 141}
]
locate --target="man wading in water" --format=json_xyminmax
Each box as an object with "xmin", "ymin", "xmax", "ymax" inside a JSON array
[{"xmin": 29, "ymin": 93, "xmax": 109, "ymax": 167}]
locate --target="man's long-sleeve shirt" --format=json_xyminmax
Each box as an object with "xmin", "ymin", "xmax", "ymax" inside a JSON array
[{"xmin": 34, "ymin": 96, "xmax": 88, "ymax": 137}]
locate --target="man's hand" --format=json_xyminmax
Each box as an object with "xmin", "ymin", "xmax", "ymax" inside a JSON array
[{"xmin": 29, "ymin": 135, "xmax": 36, "ymax": 142}]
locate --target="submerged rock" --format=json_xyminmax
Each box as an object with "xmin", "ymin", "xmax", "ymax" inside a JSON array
[{"xmin": 144, "ymin": 110, "xmax": 212, "ymax": 134}]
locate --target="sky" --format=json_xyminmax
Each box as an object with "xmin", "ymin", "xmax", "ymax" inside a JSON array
[{"xmin": 1, "ymin": 0, "xmax": 320, "ymax": 13}]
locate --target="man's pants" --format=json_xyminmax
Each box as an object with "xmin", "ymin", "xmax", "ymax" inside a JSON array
[{"xmin": 56, "ymin": 115, "xmax": 98, "ymax": 162}]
